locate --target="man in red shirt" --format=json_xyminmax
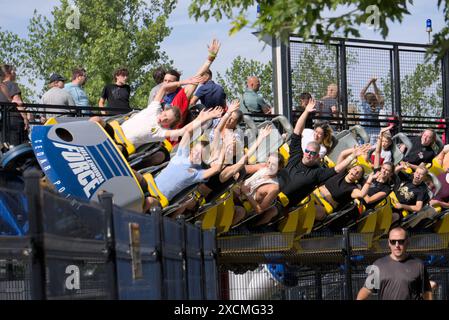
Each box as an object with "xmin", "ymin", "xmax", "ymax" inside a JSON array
[{"xmin": 161, "ymin": 39, "xmax": 221, "ymax": 145}]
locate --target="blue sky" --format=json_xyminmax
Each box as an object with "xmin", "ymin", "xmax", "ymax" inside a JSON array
[{"xmin": 0, "ymin": 0, "xmax": 446, "ymax": 97}]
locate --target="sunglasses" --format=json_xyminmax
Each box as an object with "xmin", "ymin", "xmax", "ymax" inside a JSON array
[
  {"xmin": 304, "ymin": 149, "xmax": 318, "ymax": 157},
  {"xmin": 389, "ymin": 239, "xmax": 406, "ymax": 246}
]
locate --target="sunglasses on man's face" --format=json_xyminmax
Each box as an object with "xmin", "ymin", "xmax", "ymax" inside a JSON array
[
  {"xmin": 304, "ymin": 149, "xmax": 318, "ymax": 157},
  {"xmin": 389, "ymin": 239, "xmax": 406, "ymax": 246}
]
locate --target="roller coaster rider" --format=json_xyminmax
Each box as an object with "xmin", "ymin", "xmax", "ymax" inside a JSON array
[{"xmin": 276, "ymin": 99, "xmax": 368, "ymax": 213}]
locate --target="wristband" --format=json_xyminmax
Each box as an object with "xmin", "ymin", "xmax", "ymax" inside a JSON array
[{"xmin": 208, "ymin": 55, "xmax": 216, "ymax": 62}]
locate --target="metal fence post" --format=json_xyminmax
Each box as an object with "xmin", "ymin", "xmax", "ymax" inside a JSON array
[
  {"xmin": 24, "ymin": 169, "xmax": 46, "ymax": 300},
  {"xmin": 338, "ymin": 40, "xmax": 348, "ymax": 130},
  {"xmin": 98, "ymin": 192, "xmax": 118, "ymax": 300},
  {"xmin": 177, "ymin": 215, "xmax": 188, "ymax": 299},
  {"xmin": 151, "ymin": 207, "xmax": 165, "ymax": 299},
  {"xmin": 441, "ymin": 50, "xmax": 449, "ymax": 140},
  {"xmin": 392, "ymin": 45, "xmax": 402, "ymax": 130},
  {"xmin": 342, "ymin": 228, "xmax": 353, "ymax": 300}
]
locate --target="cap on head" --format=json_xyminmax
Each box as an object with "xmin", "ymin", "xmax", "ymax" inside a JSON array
[{"xmin": 49, "ymin": 73, "xmax": 66, "ymax": 83}]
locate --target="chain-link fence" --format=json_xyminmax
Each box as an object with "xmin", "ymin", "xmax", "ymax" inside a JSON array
[{"xmin": 288, "ymin": 37, "xmax": 449, "ymax": 137}]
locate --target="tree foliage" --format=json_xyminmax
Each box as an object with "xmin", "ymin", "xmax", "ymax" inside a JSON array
[
  {"xmin": 188, "ymin": 0, "xmax": 449, "ymax": 61},
  {"xmin": 215, "ymin": 56, "xmax": 273, "ymax": 106},
  {"xmin": 0, "ymin": 0, "xmax": 176, "ymax": 107},
  {"xmin": 380, "ymin": 62, "xmax": 442, "ymax": 117}
]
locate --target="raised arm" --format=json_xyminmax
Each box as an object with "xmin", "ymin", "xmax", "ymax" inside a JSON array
[
  {"xmin": 183, "ymin": 39, "xmax": 221, "ymax": 99},
  {"xmin": 155, "ymin": 74, "xmax": 207, "ymax": 103},
  {"xmin": 210, "ymin": 100, "xmax": 240, "ymax": 157},
  {"xmin": 294, "ymin": 98, "xmax": 316, "ymax": 135},
  {"xmin": 374, "ymin": 125, "xmax": 394, "ymax": 169},
  {"xmin": 371, "ymin": 77, "xmax": 384, "ymax": 106},
  {"xmin": 334, "ymin": 144, "xmax": 371, "ymax": 173},
  {"xmin": 176, "ymin": 107, "xmax": 223, "ymax": 148},
  {"xmin": 219, "ymin": 125, "xmax": 272, "ymax": 182},
  {"xmin": 360, "ymin": 78, "xmax": 374, "ymax": 101}
]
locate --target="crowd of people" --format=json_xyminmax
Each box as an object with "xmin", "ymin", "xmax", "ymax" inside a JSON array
[
  {"xmin": 2, "ymin": 38, "xmax": 448, "ymax": 228},
  {"xmin": 3, "ymin": 38, "xmax": 448, "ymax": 301}
]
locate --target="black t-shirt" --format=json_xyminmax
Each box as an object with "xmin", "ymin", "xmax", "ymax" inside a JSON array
[
  {"xmin": 324, "ymin": 170, "xmax": 358, "ymax": 208},
  {"xmin": 278, "ymin": 133, "xmax": 336, "ymax": 206},
  {"xmin": 101, "ymin": 84, "xmax": 131, "ymax": 110},
  {"xmin": 370, "ymin": 255, "xmax": 431, "ymax": 300},
  {"xmin": 364, "ymin": 168, "xmax": 393, "ymax": 209},
  {"xmin": 366, "ymin": 182, "xmax": 392, "ymax": 209},
  {"xmin": 403, "ymin": 136, "xmax": 436, "ymax": 165},
  {"xmin": 393, "ymin": 172, "xmax": 429, "ymax": 206}
]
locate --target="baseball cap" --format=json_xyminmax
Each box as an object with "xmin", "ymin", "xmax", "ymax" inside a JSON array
[{"xmin": 49, "ymin": 73, "xmax": 66, "ymax": 83}]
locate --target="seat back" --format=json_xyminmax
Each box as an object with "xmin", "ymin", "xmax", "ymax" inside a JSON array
[
  {"xmin": 373, "ymin": 196, "xmax": 393, "ymax": 239},
  {"xmin": 434, "ymin": 133, "xmax": 444, "ymax": 154},
  {"xmin": 255, "ymin": 121, "xmax": 285, "ymax": 163},
  {"xmin": 328, "ymin": 125, "xmax": 369, "ymax": 163},
  {"xmin": 391, "ymin": 133, "xmax": 412, "ymax": 165},
  {"xmin": 242, "ymin": 115, "xmax": 257, "ymax": 149},
  {"xmin": 143, "ymin": 172, "xmax": 169, "ymax": 208},
  {"xmin": 271, "ymin": 115, "xmax": 293, "ymax": 143},
  {"xmin": 108, "ymin": 120, "xmax": 136, "ymax": 156}
]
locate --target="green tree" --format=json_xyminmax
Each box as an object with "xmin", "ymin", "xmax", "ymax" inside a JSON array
[
  {"xmin": 188, "ymin": 0, "xmax": 449, "ymax": 61},
  {"xmin": 291, "ymin": 44, "xmax": 358, "ymax": 106},
  {"xmin": 291, "ymin": 44, "xmax": 338, "ymax": 105},
  {"xmin": 380, "ymin": 62, "xmax": 442, "ymax": 117},
  {"xmin": 215, "ymin": 56, "xmax": 273, "ymax": 106},
  {"xmin": 0, "ymin": 0, "xmax": 176, "ymax": 108}
]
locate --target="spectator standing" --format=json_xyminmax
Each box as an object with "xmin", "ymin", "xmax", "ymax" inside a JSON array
[
  {"xmin": 1, "ymin": 64, "xmax": 29, "ymax": 145},
  {"xmin": 147, "ymin": 66, "xmax": 166, "ymax": 105},
  {"xmin": 189, "ymin": 69, "xmax": 226, "ymax": 109},
  {"xmin": 64, "ymin": 67, "xmax": 90, "ymax": 115},
  {"xmin": 241, "ymin": 76, "xmax": 271, "ymax": 114},
  {"xmin": 99, "ymin": 67, "xmax": 131, "ymax": 115},
  {"xmin": 318, "ymin": 83, "xmax": 339, "ymax": 118},
  {"xmin": 41, "ymin": 73, "xmax": 76, "ymax": 121},
  {"xmin": 360, "ymin": 77, "xmax": 385, "ymax": 144},
  {"xmin": 357, "ymin": 227, "xmax": 432, "ymax": 300},
  {"xmin": 0, "ymin": 69, "xmax": 10, "ymax": 102}
]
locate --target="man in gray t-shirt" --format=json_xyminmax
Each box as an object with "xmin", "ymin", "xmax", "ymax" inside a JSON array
[
  {"xmin": 41, "ymin": 73, "xmax": 75, "ymax": 121},
  {"xmin": 357, "ymin": 227, "xmax": 432, "ymax": 300}
]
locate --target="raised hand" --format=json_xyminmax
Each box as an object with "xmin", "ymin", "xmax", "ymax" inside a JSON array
[
  {"xmin": 443, "ymin": 144, "xmax": 449, "ymax": 154},
  {"xmin": 366, "ymin": 172, "xmax": 376, "ymax": 183},
  {"xmin": 209, "ymin": 106, "xmax": 224, "ymax": 119},
  {"xmin": 258, "ymin": 124, "xmax": 272, "ymax": 139},
  {"xmin": 305, "ymin": 98, "xmax": 317, "ymax": 113},
  {"xmin": 227, "ymin": 100, "xmax": 240, "ymax": 114},
  {"xmin": 208, "ymin": 39, "xmax": 221, "ymax": 56},
  {"xmin": 380, "ymin": 124, "xmax": 394, "ymax": 135}
]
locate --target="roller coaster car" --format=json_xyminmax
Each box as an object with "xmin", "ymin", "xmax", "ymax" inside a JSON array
[
  {"xmin": 29, "ymin": 121, "xmax": 145, "ymax": 212},
  {"xmin": 273, "ymin": 196, "xmax": 316, "ymax": 239}
]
